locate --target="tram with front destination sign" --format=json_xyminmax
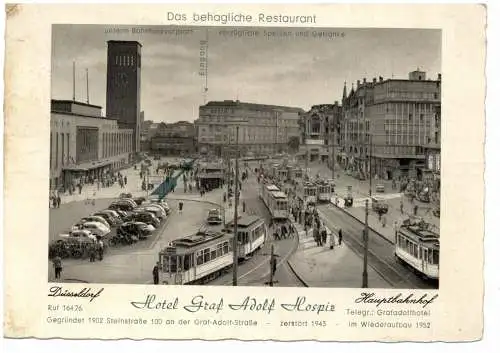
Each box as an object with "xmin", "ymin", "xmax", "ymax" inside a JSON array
[
  {"xmin": 297, "ymin": 181, "xmax": 318, "ymax": 206},
  {"xmin": 315, "ymin": 179, "xmax": 333, "ymax": 203}
]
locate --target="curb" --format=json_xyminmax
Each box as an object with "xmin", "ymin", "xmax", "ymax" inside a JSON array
[{"xmin": 286, "ymin": 220, "xmax": 311, "ymax": 287}]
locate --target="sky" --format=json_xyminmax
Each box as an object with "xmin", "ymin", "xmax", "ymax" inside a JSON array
[{"xmin": 52, "ymin": 25, "xmax": 441, "ymax": 123}]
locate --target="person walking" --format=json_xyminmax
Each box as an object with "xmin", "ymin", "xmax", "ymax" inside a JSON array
[
  {"xmin": 321, "ymin": 225, "xmax": 327, "ymax": 246},
  {"xmin": 179, "ymin": 201, "xmax": 184, "ymax": 214},
  {"xmin": 52, "ymin": 256, "xmax": 62, "ymax": 280},
  {"xmin": 97, "ymin": 239, "xmax": 104, "ymax": 261},
  {"xmin": 153, "ymin": 262, "xmax": 160, "ymax": 285},
  {"xmin": 338, "ymin": 228, "xmax": 343, "ymax": 246},
  {"xmin": 89, "ymin": 243, "xmax": 96, "ymax": 262}
]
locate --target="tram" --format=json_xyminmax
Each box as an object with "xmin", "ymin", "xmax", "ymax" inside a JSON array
[
  {"xmin": 223, "ymin": 215, "xmax": 267, "ymax": 259},
  {"xmin": 158, "ymin": 230, "xmax": 233, "ymax": 285},
  {"xmin": 315, "ymin": 180, "xmax": 333, "ymax": 203},
  {"xmin": 297, "ymin": 181, "xmax": 318, "ymax": 205},
  {"xmin": 394, "ymin": 219, "xmax": 440, "ymax": 280},
  {"xmin": 260, "ymin": 183, "xmax": 289, "ymax": 220}
]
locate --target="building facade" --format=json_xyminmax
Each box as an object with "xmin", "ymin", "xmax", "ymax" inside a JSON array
[
  {"xmin": 196, "ymin": 100, "xmax": 303, "ymax": 156},
  {"xmin": 106, "ymin": 40, "xmax": 142, "ymax": 152},
  {"xmin": 341, "ymin": 71, "xmax": 441, "ymax": 181},
  {"xmin": 150, "ymin": 121, "xmax": 196, "ymax": 155},
  {"xmin": 298, "ymin": 102, "xmax": 342, "ymax": 165},
  {"xmin": 50, "ymin": 100, "xmax": 134, "ymax": 190}
]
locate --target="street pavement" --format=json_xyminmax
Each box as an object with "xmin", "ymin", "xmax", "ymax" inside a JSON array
[{"xmin": 287, "ymin": 214, "xmax": 392, "ymax": 288}]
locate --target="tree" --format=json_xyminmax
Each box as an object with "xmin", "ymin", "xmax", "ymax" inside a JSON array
[{"xmin": 287, "ymin": 136, "xmax": 300, "ymax": 153}]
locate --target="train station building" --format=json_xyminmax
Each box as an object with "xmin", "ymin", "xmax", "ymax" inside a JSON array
[{"xmin": 49, "ymin": 100, "xmax": 134, "ymax": 191}]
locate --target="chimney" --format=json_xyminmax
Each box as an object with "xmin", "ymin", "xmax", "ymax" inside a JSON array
[
  {"xmin": 357, "ymin": 80, "xmax": 360, "ymax": 88},
  {"xmin": 379, "ymin": 76, "xmax": 383, "ymax": 82},
  {"xmin": 438, "ymin": 73, "xmax": 442, "ymax": 81},
  {"xmin": 373, "ymin": 78, "xmax": 376, "ymax": 83}
]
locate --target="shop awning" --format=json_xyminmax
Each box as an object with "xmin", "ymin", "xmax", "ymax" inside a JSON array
[{"xmin": 63, "ymin": 159, "xmax": 113, "ymax": 172}]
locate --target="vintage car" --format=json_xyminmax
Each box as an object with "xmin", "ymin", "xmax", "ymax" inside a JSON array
[
  {"xmin": 371, "ymin": 196, "xmax": 389, "ymax": 214},
  {"xmin": 109, "ymin": 202, "xmax": 135, "ymax": 212},
  {"xmin": 83, "ymin": 215, "xmax": 110, "ymax": 228},
  {"xmin": 207, "ymin": 209, "xmax": 223, "ymax": 225},
  {"xmin": 135, "ymin": 206, "xmax": 166, "ymax": 220},
  {"xmin": 58, "ymin": 229, "xmax": 97, "ymax": 244},
  {"xmin": 76, "ymin": 221, "xmax": 111, "ymax": 237},
  {"xmin": 126, "ymin": 212, "xmax": 161, "ymax": 228},
  {"xmin": 117, "ymin": 222, "xmax": 154, "ymax": 240},
  {"xmin": 119, "ymin": 192, "xmax": 133, "ymax": 199},
  {"xmin": 94, "ymin": 210, "xmax": 122, "ymax": 226}
]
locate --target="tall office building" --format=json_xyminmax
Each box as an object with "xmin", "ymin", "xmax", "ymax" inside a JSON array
[{"xmin": 106, "ymin": 40, "xmax": 142, "ymax": 152}]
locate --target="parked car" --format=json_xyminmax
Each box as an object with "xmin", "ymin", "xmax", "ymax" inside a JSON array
[
  {"xmin": 371, "ymin": 196, "xmax": 389, "ymax": 214},
  {"xmin": 143, "ymin": 205, "xmax": 167, "ymax": 219},
  {"xmin": 117, "ymin": 221, "xmax": 154, "ymax": 240},
  {"xmin": 94, "ymin": 211, "xmax": 122, "ymax": 227},
  {"xmin": 58, "ymin": 229, "xmax": 96, "ymax": 244},
  {"xmin": 78, "ymin": 221, "xmax": 111, "ymax": 237},
  {"xmin": 127, "ymin": 212, "xmax": 161, "ymax": 228},
  {"xmin": 146, "ymin": 199, "xmax": 171, "ymax": 214},
  {"xmin": 119, "ymin": 192, "xmax": 133, "ymax": 199},
  {"xmin": 118, "ymin": 198, "xmax": 138, "ymax": 208},
  {"xmin": 73, "ymin": 215, "xmax": 110, "ymax": 229},
  {"xmin": 135, "ymin": 207, "xmax": 164, "ymax": 220},
  {"xmin": 207, "ymin": 209, "xmax": 223, "ymax": 225},
  {"xmin": 109, "ymin": 202, "xmax": 135, "ymax": 212}
]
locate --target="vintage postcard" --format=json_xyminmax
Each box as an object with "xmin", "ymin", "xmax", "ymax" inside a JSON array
[{"xmin": 4, "ymin": 3, "xmax": 485, "ymax": 342}]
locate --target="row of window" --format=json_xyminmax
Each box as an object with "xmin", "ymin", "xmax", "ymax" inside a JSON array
[
  {"xmin": 114, "ymin": 54, "xmax": 137, "ymax": 67},
  {"xmin": 50, "ymin": 132, "xmax": 71, "ymax": 170},
  {"xmin": 237, "ymin": 223, "xmax": 266, "ymax": 244},
  {"xmin": 163, "ymin": 240, "xmax": 231, "ymax": 273},
  {"xmin": 102, "ymin": 132, "xmax": 133, "ymax": 158},
  {"xmin": 396, "ymin": 234, "xmax": 439, "ymax": 265}
]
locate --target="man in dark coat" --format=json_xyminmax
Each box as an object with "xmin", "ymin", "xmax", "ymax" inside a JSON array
[{"xmin": 153, "ymin": 262, "xmax": 160, "ymax": 285}]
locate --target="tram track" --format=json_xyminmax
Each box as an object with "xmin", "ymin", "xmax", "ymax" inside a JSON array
[{"xmin": 318, "ymin": 205, "xmax": 437, "ymax": 289}]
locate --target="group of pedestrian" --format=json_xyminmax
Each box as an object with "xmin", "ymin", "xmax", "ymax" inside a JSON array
[
  {"xmin": 50, "ymin": 194, "xmax": 62, "ymax": 208},
  {"xmin": 271, "ymin": 221, "xmax": 294, "ymax": 241}
]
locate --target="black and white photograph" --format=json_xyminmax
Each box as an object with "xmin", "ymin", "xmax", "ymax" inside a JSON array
[{"xmin": 48, "ymin": 24, "xmax": 441, "ymax": 289}]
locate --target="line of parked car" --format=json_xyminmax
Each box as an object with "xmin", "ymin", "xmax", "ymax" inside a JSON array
[{"xmin": 49, "ymin": 193, "xmax": 171, "ymax": 259}]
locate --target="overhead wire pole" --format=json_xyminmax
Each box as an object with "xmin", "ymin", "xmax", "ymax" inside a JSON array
[
  {"xmin": 362, "ymin": 133, "xmax": 373, "ymax": 288},
  {"xmin": 232, "ymin": 125, "xmax": 240, "ymax": 286}
]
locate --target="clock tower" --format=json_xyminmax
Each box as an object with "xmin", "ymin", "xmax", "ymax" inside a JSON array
[{"xmin": 106, "ymin": 40, "xmax": 142, "ymax": 153}]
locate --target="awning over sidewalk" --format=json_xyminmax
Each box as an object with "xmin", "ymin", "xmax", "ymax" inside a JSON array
[{"xmin": 62, "ymin": 159, "xmax": 113, "ymax": 172}]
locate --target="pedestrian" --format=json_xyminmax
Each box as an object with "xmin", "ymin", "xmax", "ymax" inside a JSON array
[
  {"xmin": 89, "ymin": 244, "xmax": 96, "ymax": 262},
  {"xmin": 97, "ymin": 239, "xmax": 104, "ymax": 261},
  {"xmin": 329, "ymin": 231, "xmax": 335, "ymax": 250},
  {"xmin": 321, "ymin": 225, "xmax": 327, "ymax": 246},
  {"xmin": 153, "ymin": 262, "xmax": 160, "ymax": 285},
  {"xmin": 338, "ymin": 229, "xmax": 343, "ymax": 246},
  {"xmin": 313, "ymin": 226, "xmax": 320, "ymax": 246},
  {"xmin": 414, "ymin": 204, "xmax": 418, "ymax": 216},
  {"xmin": 52, "ymin": 255, "xmax": 62, "ymax": 280},
  {"xmin": 242, "ymin": 201, "xmax": 246, "ymax": 213},
  {"xmin": 57, "ymin": 195, "xmax": 61, "ymax": 208},
  {"xmin": 179, "ymin": 201, "xmax": 184, "ymax": 214},
  {"xmin": 400, "ymin": 200, "xmax": 404, "ymax": 214}
]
